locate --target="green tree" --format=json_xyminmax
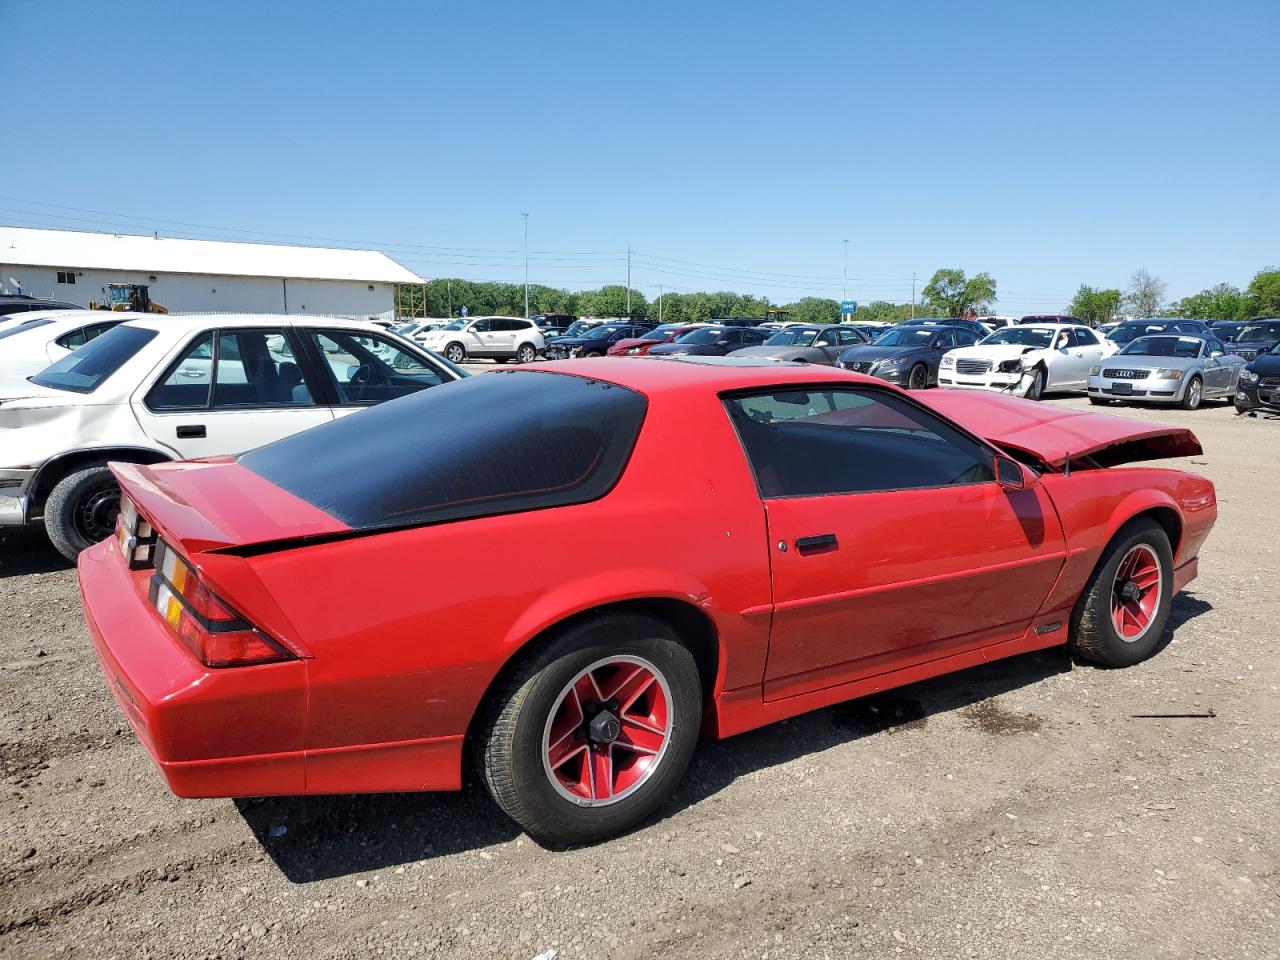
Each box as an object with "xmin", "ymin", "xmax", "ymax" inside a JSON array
[
  {"xmin": 853, "ymin": 300, "xmax": 923, "ymax": 324},
  {"xmin": 1067, "ymin": 285, "xmax": 1123, "ymax": 327},
  {"xmin": 577, "ymin": 285, "xmax": 648, "ymax": 319},
  {"xmin": 1123, "ymin": 269, "xmax": 1166, "ymax": 318},
  {"xmin": 1241, "ymin": 268, "xmax": 1280, "ymax": 318},
  {"xmin": 921, "ymin": 269, "xmax": 998, "ymax": 317},
  {"xmin": 783, "ymin": 297, "xmax": 841, "ymax": 324},
  {"xmin": 1169, "ymin": 282, "xmax": 1243, "ymax": 320}
]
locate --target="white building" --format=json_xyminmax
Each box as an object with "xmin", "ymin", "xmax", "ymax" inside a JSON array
[{"xmin": 0, "ymin": 226, "xmax": 422, "ymax": 320}]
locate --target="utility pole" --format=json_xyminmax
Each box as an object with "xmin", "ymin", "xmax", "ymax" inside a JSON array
[
  {"xmin": 625, "ymin": 242, "xmax": 631, "ymax": 319},
  {"xmin": 842, "ymin": 240, "xmax": 849, "ymax": 301},
  {"xmin": 911, "ymin": 272, "xmax": 916, "ymax": 320},
  {"xmin": 521, "ymin": 213, "xmax": 530, "ymax": 318},
  {"xmin": 658, "ymin": 284, "xmax": 663, "ymax": 323},
  {"xmin": 447, "ymin": 279, "xmax": 453, "ymax": 318}
]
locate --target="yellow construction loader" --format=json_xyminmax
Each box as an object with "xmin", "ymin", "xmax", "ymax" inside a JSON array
[{"xmin": 90, "ymin": 283, "xmax": 168, "ymax": 313}]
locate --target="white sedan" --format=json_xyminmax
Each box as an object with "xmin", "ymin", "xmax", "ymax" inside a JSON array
[
  {"xmin": 0, "ymin": 314, "xmax": 465, "ymax": 560},
  {"xmin": 0, "ymin": 310, "xmax": 146, "ymax": 381},
  {"xmin": 937, "ymin": 323, "xmax": 1116, "ymax": 400}
]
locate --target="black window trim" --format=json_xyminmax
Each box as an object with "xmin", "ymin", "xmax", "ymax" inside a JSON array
[
  {"xmin": 143, "ymin": 326, "xmax": 319, "ymax": 414},
  {"xmin": 719, "ymin": 381, "xmax": 1008, "ymax": 502}
]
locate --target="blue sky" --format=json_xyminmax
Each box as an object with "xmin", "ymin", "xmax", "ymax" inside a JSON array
[{"xmin": 2, "ymin": 0, "xmax": 1276, "ymax": 313}]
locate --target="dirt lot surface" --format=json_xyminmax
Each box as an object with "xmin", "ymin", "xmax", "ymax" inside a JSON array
[{"xmin": 1, "ymin": 394, "xmax": 1277, "ymax": 960}]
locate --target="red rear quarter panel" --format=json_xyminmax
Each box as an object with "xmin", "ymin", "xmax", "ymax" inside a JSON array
[
  {"xmin": 245, "ymin": 382, "xmax": 773, "ymax": 791},
  {"xmin": 1037, "ymin": 467, "xmax": 1217, "ymax": 615}
]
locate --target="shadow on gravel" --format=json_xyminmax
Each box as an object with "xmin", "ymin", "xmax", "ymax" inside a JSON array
[
  {"xmin": 239, "ymin": 590, "xmax": 1213, "ymax": 882},
  {"xmin": 0, "ymin": 531, "xmax": 70, "ymax": 578}
]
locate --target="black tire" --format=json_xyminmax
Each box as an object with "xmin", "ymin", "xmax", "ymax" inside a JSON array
[
  {"xmin": 1024, "ymin": 366, "xmax": 1046, "ymax": 401},
  {"xmin": 1089, "ymin": 397, "xmax": 1110, "ymax": 406},
  {"xmin": 443, "ymin": 343, "xmax": 466, "ymax": 364},
  {"xmin": 478, "ymin": 613, "xmax": 702, "ymax": 847},
  {"xmin": 1235, "ymin": 399, "xmax": 1253, "ymax": 415},
  {"xmin": 493, "ymin": 357, "xmax": 510, "ymax": 364},
  {"xmin": 1068, "ymin": 518, "xmax": 1174, "ymax": 668},
  {"xmin": 907, "ymin": 364, "xmax": 928, "ymax": 390},
  {"xmin": 516, "ymin": 343, "xmax": 537, "ymax": 364},
  {"xmin": 43, "ymin": 462, "xmax": 122, "ymax": 562},
  {"xmin": 583, "ymin": 350, "xmax": 604, "ymax": 358},
  {"xmin": 1179, "ymin": 375, "xmax": 1203, "ymax": 410}
]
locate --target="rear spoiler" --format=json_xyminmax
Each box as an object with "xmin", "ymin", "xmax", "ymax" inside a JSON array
[{"xmin": 917, "ymin": 391, "xmax": 1202, "ymax": 470}]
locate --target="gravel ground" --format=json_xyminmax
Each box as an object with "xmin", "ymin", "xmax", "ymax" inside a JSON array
[{"xmin": 1, "ymin": 393, "xmax": 1277, "ymax": 960}]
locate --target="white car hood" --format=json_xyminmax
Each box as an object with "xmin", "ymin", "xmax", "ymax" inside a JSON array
[{"xmin": 948, "ymin": 343, "xmax": 1047, "ymax": 362}]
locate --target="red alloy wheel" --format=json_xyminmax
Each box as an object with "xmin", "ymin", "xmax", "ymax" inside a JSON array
[
  {"xmin": 541, "ymin": 656, "xmax": 673, "ymax": 807},
  {"xmin": 1111, "ymin": 544, "xmax": 1163, "ymax": 641}
]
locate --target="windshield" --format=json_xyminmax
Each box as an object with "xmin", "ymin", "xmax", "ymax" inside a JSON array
[
  {"xmin": 562, "ymin": 321, "xmax": 596, "ymax": 337},
  {"xmin": 0, "ymin": 317, "xmax": 53, "ymax": 341},
  {"xmin": 676, "ymin": 327, "xmax": 725, "ymax": 345},
  {"xmin": 1117, "ymin": 336, "xmax": 1203, "ymax": 358},
  {"xmin": 1109, "ymin": 323, "xmax": 1172, "ymax": 344},
  {"xmin": 434, "ymin": 320, "xmax": 466, "ymax": 332},
  {"xmin": 30, "ymin": 325, "xmax": 158, "ymax": 393},
  {"xmin": 1235, "ymin": 322, "xmax": 1280, "ymax": 343},
  {"xmin": 871, "ymin": 328, "xmax": 937, "ymax": 347},
  {"xmin": 642, "ymin": 324, "xmax": 683, "ymax": 341},
  {"xmin": 764, "ymin": 326, "xmax": 821, "ymax": 346},
  {"xmin": 584, "ymin": 325, "xmax": 623, "ymax": 340},
  {"xmin": 983, "ymin": 327, "xmax": 1055, "ymax": 347}
]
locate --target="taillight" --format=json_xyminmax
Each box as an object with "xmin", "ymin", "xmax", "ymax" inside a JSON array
[
  {"xmin": 114, "ymin": 495, "xmax": 157, "ymax": 569},
  {"xmin": 148, "ymin": 539, "xmax": 294, "ymax": 668}
]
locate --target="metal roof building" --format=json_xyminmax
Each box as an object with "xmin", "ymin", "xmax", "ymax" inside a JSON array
[{"xmin": 0, "ymin": 226, "xmax": 422, "ymax": 320}]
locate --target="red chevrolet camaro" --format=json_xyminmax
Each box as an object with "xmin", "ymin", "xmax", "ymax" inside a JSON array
[{"xmin": 79, "ymin": 357, "xmax": 1217, "ymax": 846}]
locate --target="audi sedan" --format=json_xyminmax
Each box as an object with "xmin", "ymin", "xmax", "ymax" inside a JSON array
[{"xmin": 80, "ymin": 356, "xmax": 1216, "ymax": 847}]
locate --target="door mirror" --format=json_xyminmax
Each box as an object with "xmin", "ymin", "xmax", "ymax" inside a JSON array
[
  {"xmin": 995, "ymin": 456, "xmax": 1027, "ymax": 490},
  {"xmin": 1210, "ymin": 349, "xmax": 1224, "ymax": 357}
]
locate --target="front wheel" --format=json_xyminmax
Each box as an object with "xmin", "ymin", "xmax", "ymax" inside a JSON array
[
  {"xmin": 1068, "ymin": 518, "xmax": 1173, "ymax": 668},
  {"xmin": 907, "ymin": 364, "xmax": 928, "ymax": 390},
  {"xmin": 1179, "ymin": 375, "xmax": 1203, "ymax": 410},
  {"xmin": 44, "ymin": 462, "xmax": 122, "ymax": 562},
  {"xmin": 443, "ymin": 343, "xmax": 466, "ymax": 364},
  {"xmin": 1024, "ymin": 367, "xmax": 1045, "ymax": 401},
  {"xmin": 479, "ymin": 613, "xmax": 702, "ymax": 847}
]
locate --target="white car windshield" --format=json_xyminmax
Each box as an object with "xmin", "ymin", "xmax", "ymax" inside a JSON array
[
  {"xmin": 1117, "ymin": 336, "xmax": 1203, "ymax": 358},
  {"xmin": 983, "ymin": 327, "xmax": 1056, "ymax": 348}
]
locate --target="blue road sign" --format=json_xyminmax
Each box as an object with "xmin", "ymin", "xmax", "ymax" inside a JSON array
[{"xmin": 840, "ymin": 300, "xmax": 858, "ymax": 313}]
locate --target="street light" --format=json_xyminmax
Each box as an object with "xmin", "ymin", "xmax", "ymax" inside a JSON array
[
  {"xmin": 522, "ymin": 213, "xmax": 530, "ymax": 318},
  {"xmin": 842, "ymin": 239, "xmax": 849, "ymax": 301}
]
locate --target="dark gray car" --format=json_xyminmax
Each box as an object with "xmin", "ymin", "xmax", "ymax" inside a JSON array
[
  {"xmin": 728, "ymin": 324, "xmax": 868, "ymax": 365},
  {"xmin": 836, "ymin": 324, "xmax": 984, "ymax": 389}
]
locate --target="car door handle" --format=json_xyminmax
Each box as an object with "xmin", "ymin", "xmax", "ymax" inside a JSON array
[
  {"xmin": 176, "ymin": 424, "xmax": 206, "ymax": 439},
  {"xmin": 795, "ymin": 533, "xmax": 838, "ymax": 555}
]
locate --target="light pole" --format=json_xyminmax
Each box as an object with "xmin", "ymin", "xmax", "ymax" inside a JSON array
[
  {"xmin": 521, "ymin": 213, "xmax": 530, "ymax": 318},
  {"xmin": 842, "ymin": 239, "xmax": 849, "ymax": 301}
]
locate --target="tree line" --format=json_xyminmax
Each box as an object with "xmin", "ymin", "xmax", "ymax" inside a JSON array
[{"xmin": 395, "ymin": 266, "xmax": 1280, "ymax": 327}]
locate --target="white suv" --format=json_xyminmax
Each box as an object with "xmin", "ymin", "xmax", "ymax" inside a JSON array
[
  {"xmin": 0, "ymin": 314, "xmax": 465, "ymax": 560},
  {"xmin": 418, "ymin": 316, "xmax": 545, "ymax": 364}
]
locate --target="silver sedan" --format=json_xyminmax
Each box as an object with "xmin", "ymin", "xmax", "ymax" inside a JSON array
[{"xmin": 1087, "ymin": 334, "xmax": 1244, "ymax": 410}]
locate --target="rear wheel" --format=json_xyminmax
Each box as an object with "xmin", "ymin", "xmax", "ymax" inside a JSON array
[
  {"xmin": 443, "ymin": 343, "xmax": 466, "ymax": 364},
  {"xmin": 1180, "ymin": 375, "xmax": 1203, "ymax": 410},
  {"xmin": 44, "ymin": 462, "xmax": 121, "ymax": 562},
  {"xmin": 1068, "ymin": 518, "xmax": 1173, "ymax": 668},
  {"xmin": 907, "ymin": 364, "xmax": 929, "ymax": 390},
  {"xmin": 478, "ymin": 613, "xmax": 702, "ymax": 847},
  {"xmin": 516, "ymin": 343, "xmax": 537, "ymax": 364}
]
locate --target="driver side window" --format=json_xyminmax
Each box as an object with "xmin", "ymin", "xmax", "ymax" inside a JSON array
[{"xmin": 308, "ymin": 330, "xmax": 444, "ymax": 406}]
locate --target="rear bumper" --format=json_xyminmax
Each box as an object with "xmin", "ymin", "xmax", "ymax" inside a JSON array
[{"xmin": 78, "ymin": 537, "xmax": 308, "ymax": 797}]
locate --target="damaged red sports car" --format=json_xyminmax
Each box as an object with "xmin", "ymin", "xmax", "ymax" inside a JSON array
[{"xmin": 79, "ymin": 357, "xmax": 1217, "ymax": 846}]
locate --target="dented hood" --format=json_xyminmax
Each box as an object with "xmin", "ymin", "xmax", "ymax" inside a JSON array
[{"xmin": 918, "ymin": 390, "xmax": 1202, "ymax": 468}]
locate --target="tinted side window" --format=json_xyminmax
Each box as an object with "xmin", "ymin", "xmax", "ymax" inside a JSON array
[
  {"xmin": 741, "ymin": 329, "xmax": 769, "ymax": 345},
  {"xmin": 725, "ymin": 388, "xmax": 995, "ymax": 498},
  {"xmin": 55, "ymin": 320, "xmax": 122, "ymax": 349},
  {"xmin": 148, "ymin": 334, "xmax": 214, "ymax": 410},
  {"xmin": 212, "ymin": 330, "xmax": 315, "ymax": 408}
]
